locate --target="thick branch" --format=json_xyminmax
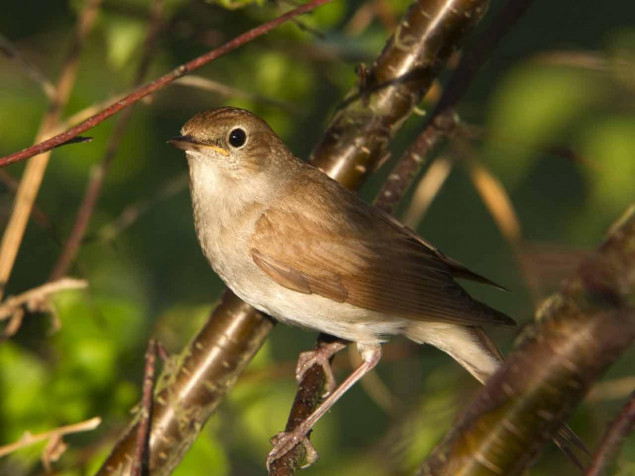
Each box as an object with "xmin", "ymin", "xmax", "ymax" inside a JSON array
[
  {"xmin": 311, "ymin": 0, "xmax": 488, "ymax": 190},
  {"xmin": 419, "ymin": 206, "xmax": 635, "ymax": 475},
  {"xmin": 97, "ymin": 291, "xmax": 275, "ymax": 475},
  {"xmin": 271, "ymin": 1, "xmax": 490, "ymax": 473},
  {"xmin": 100, "ymin": 1, "xmax": 489, "ymax": 473}
]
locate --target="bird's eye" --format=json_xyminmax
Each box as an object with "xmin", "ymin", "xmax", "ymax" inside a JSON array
[{"xmin": 228, "ymin": 128, "xmax": 247, "ymax": 148}]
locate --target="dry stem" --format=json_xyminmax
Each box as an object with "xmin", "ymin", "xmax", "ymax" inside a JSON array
[
  {"xmin": 0, "ymin": 0, "xmax": 102, "ymax": 300},
  {"xmin": 0, "ymin": 417, "xmax": 101, "ymax": 458},
  {"xmin": 49, "ymin": 0, "xmax": 165, "ymax": 281},
  {"xmin": 0, "ymin": 278, "xmax": 87, "ymax": 322}
]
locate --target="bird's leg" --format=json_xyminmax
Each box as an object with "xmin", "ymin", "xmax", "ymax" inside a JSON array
[
  {"xmin": 296, "ymin": 335, "xmax": 348, "ymax": 396},
  {"xmin": 267, "ymin": 343, "xmax": 382, "ymax": 470}
]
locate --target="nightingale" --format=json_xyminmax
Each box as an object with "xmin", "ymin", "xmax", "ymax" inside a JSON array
[{"xmin": 169, "ymin": 107, "xmax": 581, "ymax": 467}]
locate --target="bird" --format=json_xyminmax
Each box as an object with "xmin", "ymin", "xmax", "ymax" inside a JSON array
[{"xmin": 168, "ymin": 107, "xmax": 583, "ymax": 467}]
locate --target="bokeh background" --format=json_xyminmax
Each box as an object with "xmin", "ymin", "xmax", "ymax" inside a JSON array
[{"xmin": 0, "ymin": 0, "xmax": 633, "ymax": 474}]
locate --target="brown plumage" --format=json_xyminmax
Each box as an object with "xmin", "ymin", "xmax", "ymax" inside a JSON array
[
  {"xmin": 170, "ymin": 107, "xmax": 584, "ymax": 467},
  {"xmin": 250, "ymin": 167, "xmax": 515, "ymax": 328}
]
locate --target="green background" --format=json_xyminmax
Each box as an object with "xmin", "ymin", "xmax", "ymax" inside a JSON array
[{"xmin": 0, "ymin": 0, "xmax": 633, "ymax": 474}]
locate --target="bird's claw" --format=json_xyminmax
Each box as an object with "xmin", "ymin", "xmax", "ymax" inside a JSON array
[
  {"xmin": 296, "ymin": 343, "xmax": 343, "ymax": 397},
  {"xmin": 266, "ymin": 430, "xmax": 319, "ymax": 471}
]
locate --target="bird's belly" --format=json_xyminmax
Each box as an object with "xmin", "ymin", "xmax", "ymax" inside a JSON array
[{"xmin": 226, "ymin": 265, "xmax": 406, "ymax": 344}]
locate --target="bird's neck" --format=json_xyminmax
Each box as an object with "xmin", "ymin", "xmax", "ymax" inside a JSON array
[{"xmin": 186, "ymin": 157, "xmax": 279, "ymax": 263}]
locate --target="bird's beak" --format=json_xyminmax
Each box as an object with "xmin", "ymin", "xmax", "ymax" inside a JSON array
[{"xmin": 167, "ymin": 135, "xmax": 229, "ymax": 156}]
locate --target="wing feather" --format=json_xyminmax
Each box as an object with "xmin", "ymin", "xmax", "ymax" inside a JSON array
[{"xmin": 250, "ymin": 171, "xmax": 514, "ymax": 327}]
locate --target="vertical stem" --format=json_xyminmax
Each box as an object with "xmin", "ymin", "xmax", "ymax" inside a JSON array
[{"xmin": 0, "ymin": 0, "xmax": 102, "ymax": 298}]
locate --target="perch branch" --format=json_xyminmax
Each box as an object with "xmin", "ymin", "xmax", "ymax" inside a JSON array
[
  {"xmin": 96, "ymin": 291, "xmax": 275, "ymax": 475},
  {"xmin": 419, "ymin": 205, "xmax": 635, "ymax": 475},
  {"xmin": 271, "ymin": 0, "xmax": 490, "ymax": 473}
]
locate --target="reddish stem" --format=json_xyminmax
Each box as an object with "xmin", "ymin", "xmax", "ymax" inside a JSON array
[{"xmin": 0, "ymin": 0, "xmax": 332, "ymax": 168}]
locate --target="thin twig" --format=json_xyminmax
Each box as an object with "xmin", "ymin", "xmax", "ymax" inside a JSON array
[
  {"xmin": 0, "ymin": 417, "xmax": 101, "ymax": 458},
  {"xmin": 0, "ymin": 0, "xmax": 102, "ymax": 301},
  {"xmin": 0, "ymin": 278, "xmax": 87, "ymax": 321},
  {"xmin": 0, "ymin": 33, "xmax": 57, "ymax": 99},
  {"xmin": 0, "ymin": 277, "xmax": 87, "ymax": 339},
  {"xmin": 0, "ymin": 0, "xmax": 332, "ymax": 168},
  {"xmin": 585, "ymin": 391, "xmax": 635, "ymax": 476},
  {"xmin": 374, "ymin": 109, "xmax": 458, "ymax": 214},
  {"xmin": 132, "ymin": 340, "xmax": 159, "ymax": 476},
  {"xmin": 49, "ymin": 0, "xmax": 165, "ymax": 281}
]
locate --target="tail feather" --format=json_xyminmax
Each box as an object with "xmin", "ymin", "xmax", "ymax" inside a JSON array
[
  {"xmin": 470, "ymin": 297, "xmax": 517, "ymax": 327},
  {"xmin": 443, "ymin": 255, "xmax": 511, "ymax": 292}
]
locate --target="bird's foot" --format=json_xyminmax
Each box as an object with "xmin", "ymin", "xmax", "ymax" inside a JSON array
[
  {"xmin": 296, "ymin": 340, "xmax": 346, "ymax": 397},
  {"xmin": 266, "ymin": 428, "xmax": 319, "ymax": 471}
]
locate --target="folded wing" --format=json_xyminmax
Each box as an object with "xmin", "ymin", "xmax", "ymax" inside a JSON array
[{"xmin": 250, "ymin": 173, "xmax": 514, "ymax": 327}]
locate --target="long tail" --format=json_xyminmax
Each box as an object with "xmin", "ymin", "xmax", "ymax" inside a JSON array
[{"xmin": 405, "ymin": 323, "xmax": 588, "ymax": 465}]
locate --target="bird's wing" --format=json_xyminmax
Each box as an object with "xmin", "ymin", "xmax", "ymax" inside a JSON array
[{"xmin": 250, "ymin": 177, "xmax": 514, "ymax": 327}]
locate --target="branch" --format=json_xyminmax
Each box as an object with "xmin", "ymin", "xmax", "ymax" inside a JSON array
[
  {"xmin": 419, "ymin": 205, "xmax": 635, "ymax": 475},
  {"xmin": 96, "ymin": 291, "xmax": 275, "ymax": 475},
  {"xmin": 49, "ymin": 0, "xmax": 165, "ymax": 281},
  {"xmin": 0, "ymin": 0, "xmax": 101, "ymax": 301},
  {"xmin": 99, "ymin": 1, "xmax": 487, "ymax": 473},
  {"xmin": 0, "ymin": 0, "xmax": 332, "ymax": 168},
  {"xmin": 0, "ymin": 278, "xmax": 88, "ymax": 338},
  {"xmin": 585, "ymin": 391, "xmax": 635, "ymax": 476},
  {"xmin": 310, "ymin": 0, "xmax": 488, "ymax": 189},
  {"xmin": 0, "ymin": 417, "xmax": 101, "ymax": 458},
  {"xmin": 0, "ymin": 277, "xmax": 88, "ymax": 321},
  {"xmin": 271, "ymin": 0, "xmax": 491, "ymax": 473},
  {"xmin": 376, "ymin": 0, "xmax": 538, "ymax": 218},
  {"xmin": 374, "ymin": 109, "xmax": 458, "ymax": 214}
]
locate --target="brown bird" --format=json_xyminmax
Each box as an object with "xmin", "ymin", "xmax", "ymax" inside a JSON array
[{"xmin": 169, "ymin": 107, "xmax": 582, "ymax": 467}]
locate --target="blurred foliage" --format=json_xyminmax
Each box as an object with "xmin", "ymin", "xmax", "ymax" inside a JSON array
[{"xmin": 0, "ymin": 0, "xmax": 633, "ymax": 475}]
